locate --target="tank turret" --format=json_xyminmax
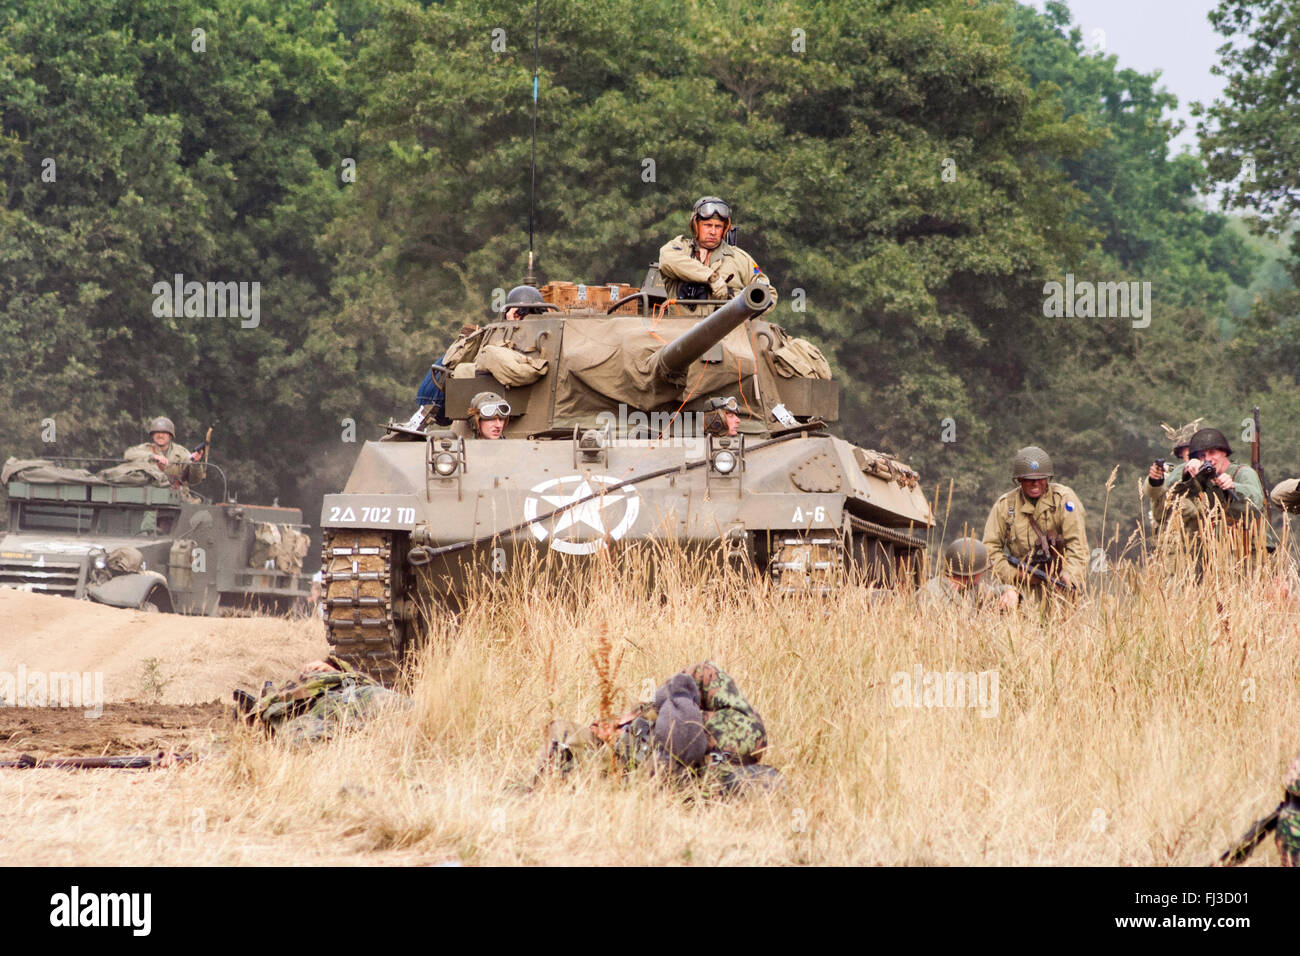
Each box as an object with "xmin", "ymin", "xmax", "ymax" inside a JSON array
[{"xmin": 320, "ymin": 269, "xmax": 933, "ymax": 684}]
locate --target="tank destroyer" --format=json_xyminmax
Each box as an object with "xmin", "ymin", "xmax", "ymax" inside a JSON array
[{"xmin": 320, "ymin": 271, "xmax": 933, "ymax": 682}]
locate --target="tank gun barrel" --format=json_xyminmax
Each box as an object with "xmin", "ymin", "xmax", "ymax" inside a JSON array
[{"xmin": 655, "ymin": 282, "xmax": 773, "ymax": 379}]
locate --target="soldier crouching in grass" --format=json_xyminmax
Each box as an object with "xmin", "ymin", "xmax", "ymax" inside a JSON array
[
  {"xmin": 538, "ymin": 661, "xmax": 780, "ymax": 797},
  {"xmin": 983, "ymin": 445, "xmax": 1088, "ymax": 597},
  {"xmin": 917, "ymin": 537, "xmax": 1020, "ymax": 612}
]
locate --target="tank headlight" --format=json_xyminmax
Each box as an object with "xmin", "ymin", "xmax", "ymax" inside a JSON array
[
  {"xmin": 712, "ymin": 450, "xmax": 737, "ymax": 475},
  {"xmin": 433, "ymin": 452, "xmax": 459, "ymax": 477}
]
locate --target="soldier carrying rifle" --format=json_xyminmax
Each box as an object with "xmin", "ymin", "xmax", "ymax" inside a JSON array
[{"xmin": 982, "ymin": 445, "xmax": 1089, "ymax": 595}]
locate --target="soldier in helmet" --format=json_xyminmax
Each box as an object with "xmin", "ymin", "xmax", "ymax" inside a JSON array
[
  {"xmin": 919, "ymin": 537, "xmax": 1020, "ymax": 611},
  {"xmin": 412, "ymin": 286, "xmax": 545, "ymax": 429},
  {"xmin": 1141, "ymin": 417, "xmax": 1202, "ymax": 530},
  {"xmin": 1156, "ymin": 427, "xmax": 1264, "ymax": 560},
  {"xmin": 657, "ymin": 196, "xmax": 776, "ymax": 315},
  {"xmin": 983, "ymin": 446, "xmax": 1089, "ymax": 592},
  {"xmin": 124, "ymin": 416, "xmax": 206, "ymax": 487},
  {"xmin": 702, "ymin": 395, "xmax": 742, "ymax": 437},
  {"xmin": 467, "ymin": 391, "xmax": 510, "ymax": 439}
]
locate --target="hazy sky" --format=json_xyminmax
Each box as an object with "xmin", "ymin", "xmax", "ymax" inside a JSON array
[{"xmin": 1021, "ymin": 0, "xmax": 1228, "ymax": 157}]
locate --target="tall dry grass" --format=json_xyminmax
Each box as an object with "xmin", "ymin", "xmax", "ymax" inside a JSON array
[{"xmin": 4, "ymin": 532, "xmax": 1299, "ymax": 866}]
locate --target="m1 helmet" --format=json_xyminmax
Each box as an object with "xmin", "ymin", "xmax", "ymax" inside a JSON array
[
  {"xmin": 941, "ymin": 537, "xmax": 989, "ymax": 577},
  {"xmin": 1187, "ymin": 427, "xmax": 1231, "ymax": 458},
  {"xmin": 505, "ymin": 285, "xmax": 545, "ymax": 315},
  {"xmin": 148, "ymin": 416, "xmax": 175, "ymax": 437},
  {"xmin": 1012, "ymin": 446, "xmax": 1054, "ymax": 480}
]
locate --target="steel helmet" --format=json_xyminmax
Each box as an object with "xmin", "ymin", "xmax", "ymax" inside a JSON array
[
  {"xmin": 505, "ymin": 285, "xmax": 545, "ymax": 315},
  {"xmin": 148, "ymin": 416, "xmax": 175, "ymax": 437},
  {"xmin": 941, "ymin": 537, "xmax": 989, "ymax": 577},
  {"xmin": 1012, "ymin": 446, "xmax": 1054, "ymax": 480},
  {"xmin": 1187, "ymin": 427, "xmax": 1231, "ymax": 457}
]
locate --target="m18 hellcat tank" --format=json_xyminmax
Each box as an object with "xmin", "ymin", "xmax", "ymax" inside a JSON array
[{"xmin": 321, "ymin": 274, "xmax": 933, "ymax": 682}]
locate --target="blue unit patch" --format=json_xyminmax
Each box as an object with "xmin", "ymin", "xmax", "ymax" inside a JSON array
[{"xmin": 1065, "ymin": 501, "xmax": 1074, "ymax": 511}]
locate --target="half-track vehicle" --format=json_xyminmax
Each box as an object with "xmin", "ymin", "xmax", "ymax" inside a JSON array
[
  {"xmin": 0, "ymin": 457, "xmax": 311, "ymax": 614},
  {"xmin": 321, "ymin": 270, "xmax": 934, "ymax": 682}
]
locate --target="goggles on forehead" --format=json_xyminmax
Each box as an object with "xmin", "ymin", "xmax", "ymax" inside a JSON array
[
  {"xmin": 693, "ymin": 198, "xmax": 731, "ymax": 221},
  {"xmin": 708, "ymin": 396, "xmax": 739, "ymax": 412},
  {"xmin": 476, "ymin": 400, "xmax": 511, "ymax": 419}
]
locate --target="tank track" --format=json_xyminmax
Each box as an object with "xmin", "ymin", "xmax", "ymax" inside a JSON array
[{"xmin": 321, "ymin": 530, "xmax": 403, "ymax": 685}]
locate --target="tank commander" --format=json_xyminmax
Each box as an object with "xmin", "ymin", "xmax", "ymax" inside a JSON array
[
  {"xmin": 658, "ymin": 196, "xmax": 776, "ymax": 315},
  {"xmin": 468, "ymin": 391, "xmax": 510, "ymax": 439},
  {"xmin": 983, "ymin": 446, "xmax": 1089, "ymax": 593},
  {"xmin": 918, "ymin": 537, "xmax": 1019, "ymax": 611},
  {"xmin": 702, "ymin": 395, "xmax": 742, "ymax": 437},
  {"xmin": 124, "ymin": 416, "xmax": 206, "ymax": 487},
  {"xmin": 1141, "ymin": 417, "xmax": 1202, "ymax": 530},
  {"xmin": 414, "ymin": 286, "xmax": 545, "ymax": 427}
]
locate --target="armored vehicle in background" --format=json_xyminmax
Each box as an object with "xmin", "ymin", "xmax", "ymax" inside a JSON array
[
  {"xmin": 0, "ymin": 457, "xmax": 311, "ymax": 614},
  {"xmin": 321, "ymin": 272, "xmax": 933, "ymax": 682}
]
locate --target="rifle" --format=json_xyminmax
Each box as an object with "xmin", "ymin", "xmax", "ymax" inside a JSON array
[
  {"xmin": 1219, "ymin": 802, "xmax": 1282, "ymax": 866},
  {"xmin": 0, "ymin": 752, "xmax": 196, "ymax": 770},
  {"xmin": 192, "ymin": 424, "xmax": 214, "ymax": 461},
  {"xmin": 1252, "ymin": 406, "xmax": 1269, "ymax": 518},
  {"xmin": 1005, "ymin": 554, "xmax": 1076, "ymax": 592}
]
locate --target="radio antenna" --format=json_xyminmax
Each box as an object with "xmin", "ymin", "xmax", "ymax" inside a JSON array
[{"xmin": 526, "ymin": 0, "xmax": 540, "ymax": 286}]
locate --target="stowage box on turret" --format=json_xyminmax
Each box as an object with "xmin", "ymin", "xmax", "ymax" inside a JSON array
[{"xmin": 320, "ymin": 268, "xmax": 933, "ymax": 683}]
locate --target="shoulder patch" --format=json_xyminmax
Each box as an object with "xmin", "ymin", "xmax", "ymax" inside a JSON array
[
  {"xmin": 1064, "ymin": 501, "xmax": 1074, "ymax": 512},
  {"xmin": 671, "ymin": 245, "xmax": 682, "ymax": 251}
]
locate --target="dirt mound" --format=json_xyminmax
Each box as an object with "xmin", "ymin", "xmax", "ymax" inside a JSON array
[
  {"xmin": 0, "ymin": 589, "xmax": 328, "ymax": 757},
  {"xmin": 0, "ymin": 702, "xmax": 228, "ymax": 758}
]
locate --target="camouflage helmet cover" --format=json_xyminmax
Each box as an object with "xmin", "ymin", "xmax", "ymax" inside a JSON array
[
  {"xmin": 941, "ymin": 537, "xmax": 989, "ymax": 577},
  {"xmin": 1188, "ymin": 427, "xmax": 1232, "ymax": 457},
  {"xmin": 1160, "ymin": 417, "xmax": 1204, "ymax": 453},
  {"xmin": 148, "ymin": 416, "xmax": 175, "ymax": 437},
  {"xmin": 1012, "ymin": 446, "xmax": 1054, "ymax": 480}
]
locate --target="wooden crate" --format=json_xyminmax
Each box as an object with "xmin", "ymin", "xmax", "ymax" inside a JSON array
[{"xmin": 540, "ymin": 281, "xmax": 640, "ymax": 314}]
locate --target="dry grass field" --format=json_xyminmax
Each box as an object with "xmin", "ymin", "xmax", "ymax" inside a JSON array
[{"xmin": 0, "ymin": 534, "xmax": 1297, "ymax": 867}]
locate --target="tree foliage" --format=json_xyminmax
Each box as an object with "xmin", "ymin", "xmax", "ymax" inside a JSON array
[{"xmin": 1, "ymin": 0, "xmax": 1293, "ymax": 552}]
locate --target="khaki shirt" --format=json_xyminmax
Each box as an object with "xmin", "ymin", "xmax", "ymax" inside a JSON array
[
  {"xmin": 983, "ymin": 483, "xmax": 1089, "ymax": 587},
  {"xmin": 657, "ymin": 235, "xmax": 776, "ymax": 314},
  {"xmin": 916, "ymin": 574, "xmax": 1012, "ymax": 611},
  {"xmin": 124, "ymin": 441, "xmax": 206, "ymax": 485}
]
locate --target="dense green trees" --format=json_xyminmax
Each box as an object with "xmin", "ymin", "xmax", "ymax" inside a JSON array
[{"xmin": 1, "ymin": 0, "xmax": 1294, "ymax": 556}]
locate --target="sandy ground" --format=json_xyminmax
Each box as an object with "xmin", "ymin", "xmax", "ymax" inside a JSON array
[
  {"xmin": 0, "ymin": 588, "xmax": 328, "ymax": 709},
  {"xmin": 0, "ymin": 590, "xmax": 375, "ymax": 865}
]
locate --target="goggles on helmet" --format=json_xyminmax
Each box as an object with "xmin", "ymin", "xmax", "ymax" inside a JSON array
[
  {"xmin": 708, "ymin": 396, "xmax": 739, "ymax": 412},
  {"xmin": 476, "ymin": 400, "xmax": 511, "ymax": 419},
  {"xmin": 693, "ymin": 198, "xmax": 731, "ymax": 222}
]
